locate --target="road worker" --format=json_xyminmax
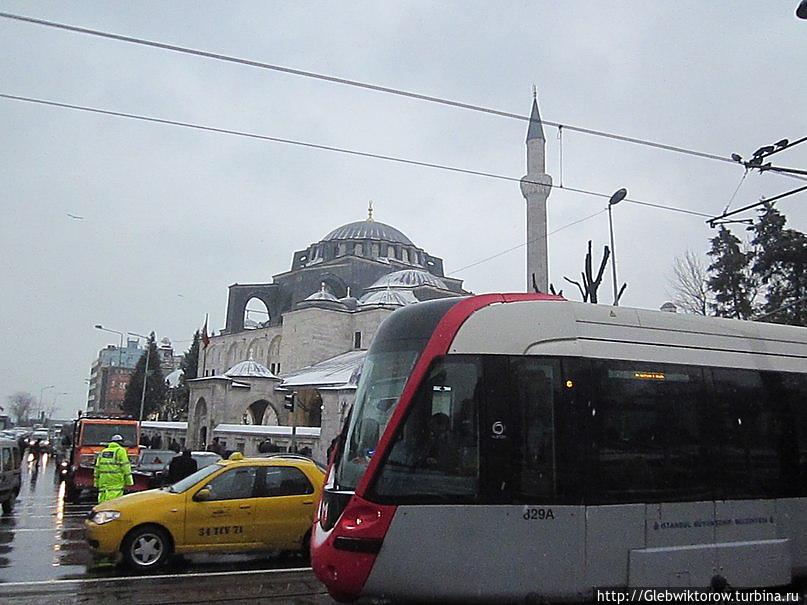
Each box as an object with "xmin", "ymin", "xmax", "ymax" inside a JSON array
[{"xmin": 93, "ymin": 434, "xmax": 133, "ymax": 503}]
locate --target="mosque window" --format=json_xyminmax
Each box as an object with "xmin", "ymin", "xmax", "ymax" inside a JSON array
[
  {"xmin": 401, "ymin": 249, "xmax": 409, "ymax": 263},
  {"xmin": 354, "ymin": 331, "xmax": 362, "ymax": 349},
  {"xmin": 354, "ymin": 243, "xmax": 363, "ymax": 256},
  {"xmin": 372, "ymin": 243, "xmax": 380, "ymax": 257}
]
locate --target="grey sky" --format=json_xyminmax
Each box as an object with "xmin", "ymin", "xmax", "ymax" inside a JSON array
[{"xmin": 1, "ymin": 1, "xmax": 805, "ymax": 418}]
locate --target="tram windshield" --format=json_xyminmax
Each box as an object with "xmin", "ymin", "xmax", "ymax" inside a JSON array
[
  {"xmin": 333, "ymin": 298, "xmax": 463, "ymax": 491},
  {"xmin": 336, "ymin": 344, "xmax": 422, "ymax": 490}
]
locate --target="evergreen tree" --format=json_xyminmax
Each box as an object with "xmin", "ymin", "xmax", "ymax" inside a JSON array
[
  {"xmin": 751, "ymin": 204, "xmax": 807, "ymax": 326},
  {"xmin": 123, "ymin": 333, "xmax": 166, "ymax": 419},
  {"xmin": 706, "ymin": 226, "xmax": 756, "ymax": 319},
  {"xmin": 163, "ymin": 330, "xmax": 200, "ymax": 421}
]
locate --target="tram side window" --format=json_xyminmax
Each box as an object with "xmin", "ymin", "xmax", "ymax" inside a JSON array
[
  {"xmin": 1, "ymin": 448, "xmax": 10, "ymax": 471},
  {"xmin": 759, "ymin": 371, "xmax": 803, "ymax": 497},
  {"xmin": 711, "ymin": 369, "xmax": 786, "ymax": 498},
  {"xmin": 371, "ymin": 356, "xmax": 482, "ymax": 502},
  {"xmin": 589, "ymin": 362, "xmax": 710, "ymax": 504},
  {"xmin": 510, "ymin": 357, "xmax": 559, "ymax": 502}
]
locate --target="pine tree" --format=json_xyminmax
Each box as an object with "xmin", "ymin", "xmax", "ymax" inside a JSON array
[
  {"xmin": 706, "ymin": 226, "xmax": 756, "ymax": 319},
  {"xmin": 751, "ymin": 204, "xmax": 807, "ymax": 326},
  {"xmin": 166, "ymin": 330, "xmax": 200, "ymax": 421},
  {"xmin": 123, "ymin": 333, "xmax": 166, "ymax": 419}
]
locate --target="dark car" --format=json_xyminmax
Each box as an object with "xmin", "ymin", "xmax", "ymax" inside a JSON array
[{"xmin": 135, "ymin": 449, "xmax": 177, "ymax": 487}]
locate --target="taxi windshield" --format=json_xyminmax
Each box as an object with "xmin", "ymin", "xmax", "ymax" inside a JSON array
[{"xmin": 168, "ymin": 463, "xmax": 222, "ymax": 493}]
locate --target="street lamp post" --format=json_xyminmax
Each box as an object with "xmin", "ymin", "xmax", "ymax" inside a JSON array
[
  {"xmin": 128, "ymin": 332, "xmax": 151, "ymax": 422},
  {"xmin": 94, "ymin": 324, "xmax": 125, "ymax": 366},
  {"xmin": 38, "ymin": 385, "xmax": 54, "ymax": 422},
  {"xmin": 608, "ymin": 188, "xmax": 628, "ymax": 306}
]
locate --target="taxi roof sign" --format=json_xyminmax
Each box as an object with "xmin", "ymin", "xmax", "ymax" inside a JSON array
[{"xmin": 228, "ymin": 451, "xmax": 245, "ymax": 461}]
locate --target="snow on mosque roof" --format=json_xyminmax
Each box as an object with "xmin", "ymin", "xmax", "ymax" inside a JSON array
[
  {"xmin": 281, "ymin": 350, "xmax": 366, "ymax": 389},
  {"xmin": 367, "ymin": 269, "xmax": 447, "ymax": 290},
  {"xmin": 224, "ymin": 359, "xmax": 277, "ymax": 379},
  {"xmin": 359, "ymin": 288, "xmax": 419, "ymax": 307},
  {"xmin": 164, "ymin": 369, "xmax": 183, "ymax": 388}
]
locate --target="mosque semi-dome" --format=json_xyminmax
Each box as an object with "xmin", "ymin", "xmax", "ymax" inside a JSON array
[
  {"xmin": 367, "ymin": 269, "xmax": 448, "ymax": 291},
  {"xmin": 224, "ymin": 359, "xmax": 277, "ymax": 379},
  {"xmin": 322, "ymin": 220, "xmax": 413, "ymax": 246}
]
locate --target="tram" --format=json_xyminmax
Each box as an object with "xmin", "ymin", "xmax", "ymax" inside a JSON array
[{"xmin": 311, "ymin": 293, "xmax": 807, "ymax": 602}]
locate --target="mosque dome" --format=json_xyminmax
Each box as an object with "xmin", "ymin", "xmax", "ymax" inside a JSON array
[
  {"xmin": 224, "ymin": 359, "xmax": 277, "ymax": 379},
  {"xmin": 304, "ymin": 288, "xmax": 339, "ymax": 303},
  {"xmin": 322, "ymin": 220, "xmax": 414, "ymax": 246},
  {"xmin": 359, "ymin": 289, "xmax": 419, "ymax": 308},
  {"xmin": 367, "ymin": 269, "xmax": 448, "ymax": 290}
]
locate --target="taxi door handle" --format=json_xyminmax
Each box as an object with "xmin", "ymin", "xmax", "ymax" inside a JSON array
[
  {"xmin": 212, "ymin": 509, "xmax": 227, "ymax": 516},
  {"xmin": 302, "ymin": 501, "xmax": 313, "ymax": 505},
  {"xmin": 239, "ymin": 504, "xmax": 251, "ymax": 509}
]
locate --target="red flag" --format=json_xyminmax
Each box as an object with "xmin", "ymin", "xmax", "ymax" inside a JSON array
[{"xmin": 201, "ymin": 314, "xmax": 211, "ymax": 348}]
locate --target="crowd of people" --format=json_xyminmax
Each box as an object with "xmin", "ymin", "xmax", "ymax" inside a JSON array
[{"xmin": 139, "ymin": 433, "xmax": 181, "ymax": 452}]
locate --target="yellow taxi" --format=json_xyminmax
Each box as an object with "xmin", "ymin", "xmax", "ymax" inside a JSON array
[{"xmin": 85, "ymin": 453, "xmax": 325, "ymax": 570}]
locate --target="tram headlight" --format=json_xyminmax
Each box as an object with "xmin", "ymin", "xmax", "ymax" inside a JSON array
[{"xmin": 90, "ymin": 511, "xmax": 121, "ymax": 525}]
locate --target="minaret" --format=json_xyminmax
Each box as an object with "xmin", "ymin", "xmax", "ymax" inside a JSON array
[{"xmin": 519, "ymin": 91, "xmax": 553, "ymax": 293}]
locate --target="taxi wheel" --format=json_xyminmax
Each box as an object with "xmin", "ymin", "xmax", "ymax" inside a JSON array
[{"xmin": 122, "ymin": 525, "xmax": 171, "ymax": 570}]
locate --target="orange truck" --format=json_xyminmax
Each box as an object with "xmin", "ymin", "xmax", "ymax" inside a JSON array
[{"xmin": 62, "ymin": 415, "xmax": 148, "ymax": 503}]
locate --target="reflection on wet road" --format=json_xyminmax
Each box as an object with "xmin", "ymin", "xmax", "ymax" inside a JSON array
[
  {"xmin": 0, "ymin": 454, "xmax": 320, "ymax": 584},
  {"xmin": 0, "ymin": 453, "xmax": 91, "ymax": 582}
]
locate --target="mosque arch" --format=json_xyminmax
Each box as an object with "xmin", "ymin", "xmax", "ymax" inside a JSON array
[
  {"xmin": 243, "ymin": 399, "xmax": 280, "ymax": 425},
  {"xmin": 243, "ymin": 297, "xmax": 271, "ymax": 329},
  {"xmin": 267, "ymin": 335, "xmax": 282, "ymax": 374},
  {"xmin": 320, "ymin": 273, "xmax": 347, "ymax": 299},
  {"xmin": 247, "ymin": 336, "xmax": 265, "ymax": 361},
  {"xmin": 194, "ymin": 397, "xmax": 208, "ymax": 448}
]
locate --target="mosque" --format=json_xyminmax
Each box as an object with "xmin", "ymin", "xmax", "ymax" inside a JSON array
[{"xmin": 187, "ymin": 96, "xmax": 551, "ymax": 461}]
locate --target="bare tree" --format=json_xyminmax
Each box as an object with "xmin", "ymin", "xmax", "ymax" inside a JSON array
[
  {"xmin": 7, "ymin": 391, "xmax": 35, "ymax": 424},
  {"xmin": 563, "ymin": 240, "xmax": 626, "ymax": 304},
  {"xmin": 668, "ymin": 251, "xmax": 710, "ymax": 315}
]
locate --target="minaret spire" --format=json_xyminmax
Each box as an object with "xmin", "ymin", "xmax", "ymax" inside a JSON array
[
  {"xmin": 367, "ymin": 200, "xmax": 374, "ymax": 222},
  {"xmin": 520, "ymin": 91, "xmax": 553, "ymax": 293}
]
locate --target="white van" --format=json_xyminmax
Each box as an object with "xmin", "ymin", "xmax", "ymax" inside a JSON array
[{"xmin": 0, "ymin": 437, "xmax": 22, "ymax": 513}]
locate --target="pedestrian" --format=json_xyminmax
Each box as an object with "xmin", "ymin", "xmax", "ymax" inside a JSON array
[
  {"xmin": 209, "ymin": 437, "xmax": 224, "ymax": 455},
  {"xmin": 167, "ymin": 449, "xmax": 198, "ymax": 483},
  {"xmin": 151, "ymin": 434, "xmax": 162, "ymax": 449},
  {"xmin": 140, "ymin": 434, "xmax": 151, "ymax": 448},
  {"xmin": 93, "ymin": 434, "xmax": 134, "ymax": 503},
  {"xmin": 169, "ymin": 438, "xmax": 180, "ymax": 453}
]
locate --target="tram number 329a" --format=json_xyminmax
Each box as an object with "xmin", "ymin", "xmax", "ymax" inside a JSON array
[{"xmin": 523, "ymin": 507, "xmax": 555, "ymax": 521}]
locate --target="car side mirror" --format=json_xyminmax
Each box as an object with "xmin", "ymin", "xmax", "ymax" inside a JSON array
[{"xmin": 194, "ymin": 488, "xmax": 212, "ymax": 502}]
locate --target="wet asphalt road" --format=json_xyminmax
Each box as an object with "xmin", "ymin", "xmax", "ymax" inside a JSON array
[{"xmin": 0, "ymin": 453, "xmax": 335, "ymax": 603}]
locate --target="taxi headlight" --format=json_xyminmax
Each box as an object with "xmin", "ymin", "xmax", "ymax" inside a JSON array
[{"xmin": 90, "ymin": 511, "xmax": 121, "ymax": 525}]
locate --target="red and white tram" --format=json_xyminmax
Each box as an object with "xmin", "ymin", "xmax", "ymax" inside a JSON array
[{"xmin": 311, "ymin": 294, "xmax": 807, "ymax": 602}]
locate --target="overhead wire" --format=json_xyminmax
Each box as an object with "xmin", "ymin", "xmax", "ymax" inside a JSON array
[
  {"xmin": 0, "ymin": 92, "xmax": 712, "ymax": 219},
  {"xmin": 723, "ymin": 169, "xmax": 749, "ymax": 213},
  {"xmin": 0, "ymin": 11, "xmax": 739, "ymax": 165},
  {"xmin": 450, "ymin": 208, "xmax": 608, "ymax": 275}
]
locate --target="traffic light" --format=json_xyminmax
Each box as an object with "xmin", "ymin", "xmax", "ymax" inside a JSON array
[{"xmin": 284, "ymin": 393, "xmax": 295, "ymax": 412}]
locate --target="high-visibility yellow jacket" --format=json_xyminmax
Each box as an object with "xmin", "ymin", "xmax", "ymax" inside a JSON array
[{"xmin": 93, "ymin": 442, "xmax": 134, "ymax": 490}]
